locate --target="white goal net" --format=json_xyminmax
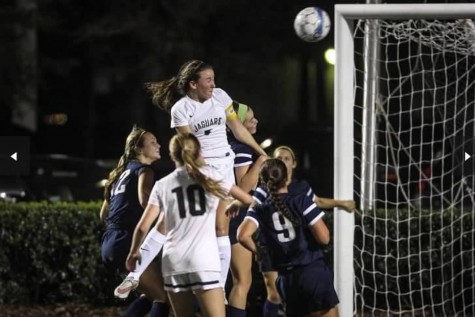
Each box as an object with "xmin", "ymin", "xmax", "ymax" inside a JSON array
[{"xmin": 334, "ymin": 4, "xmax": 475, "ymax": 317}]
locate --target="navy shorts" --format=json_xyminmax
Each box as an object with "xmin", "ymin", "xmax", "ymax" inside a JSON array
[
  {"xmin": 257, "ymin": 250, "xmax": 274, "ymax": 272},
  {"xmin": 254, "ymin": 228, "xmax": 274, "ymax": 272},
  {"xmin": 100, "ymin": 228, "xmax": 132, "ymax": 274},
  {"xmin": 276, "ymin": 259, "xmax": 339, "ymax": 317},
  {"xmin": 229, "ymin": 209, "xmax": 247, "ymax": 245}
]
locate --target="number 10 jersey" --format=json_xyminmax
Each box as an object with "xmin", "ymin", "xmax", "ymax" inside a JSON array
[{"xmin": 148, "ymin": 165, "xmax": 232, "ymax": 277}]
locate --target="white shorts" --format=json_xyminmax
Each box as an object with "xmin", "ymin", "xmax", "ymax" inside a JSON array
[
  {"xmin": 164, "ymin": 271, "xmax": 221, "ymax": 293},
  {"xmin": 206, "ymin": 158, "xmax": 235, "ymax": 186}
]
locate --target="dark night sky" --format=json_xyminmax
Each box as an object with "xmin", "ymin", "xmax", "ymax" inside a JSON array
[
  {"xmin": 0, "ymin": 0, "xmax": 468, "ymax": 198},
  {"xmin": 1, "ymin": 0, "xmax": 356, "ymax": 157}
]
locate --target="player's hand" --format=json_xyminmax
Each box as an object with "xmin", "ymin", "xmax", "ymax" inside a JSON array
[
  {"xmin": 341, "ymin": 200, "xmax": 356, "ymax": 213},
  {"xmin": 256, "ymin": 154, "xmax": 269, "ymax": 164},
  {"xmin": 226, "ymin": 200, "xmax": 242, "ymax": 218},
  {"xmin": 125, "ymin": 252, "xmax": 141, "ymax": 272}
]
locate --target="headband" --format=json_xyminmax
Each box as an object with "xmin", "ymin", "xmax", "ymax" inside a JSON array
[
  {"xmin": 131, "ymin": 125, "xmax": 147, "ymax": 149},
  {"xmin": 273, "ymin": 146, "xmax": 296, "ymax": 161},
  {"xmin": 237, "ymin": 103, "xmax": 249, "ymax": 123}
]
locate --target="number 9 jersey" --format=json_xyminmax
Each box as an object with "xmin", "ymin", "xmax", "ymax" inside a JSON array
[{"xmin": 245, "ymin": 190, "xmax": 326, "ymax": 273}]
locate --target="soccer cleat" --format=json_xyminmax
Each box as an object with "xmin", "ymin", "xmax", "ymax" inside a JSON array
[{"xmin": 114, "ymin": 277, "xmax": 139, "ymax": 299}]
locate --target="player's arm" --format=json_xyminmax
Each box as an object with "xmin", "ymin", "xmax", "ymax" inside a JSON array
[
  {"xmin": 309, "ymin": 218, "xmax": 331, "ymax": 245},
  {"xmin": 99, "ymin": 200, "xmax": 109, "ymax": 221},
  {"xmin": 225, "ymin": 187, "xmax": 262, "ymax": 217},
  {"xmin": 237, "ymin": 217, "xmax": 259, "ymax": 253},
  {"xmin": 127, "ymin": 203, "xmax": 161, "ymax": 262},
  {"xmin": 137, "ymin": 167, "xmax": 155, "ymax": 209},
  {"xmin": 235, "ymin": 155, "xmax": 267, "ymax": 193},
  {"xmin": 315, "ymin": 196, "xmax": 356, "ymax": 213},
  {"xmin": 226, "ymin": 105, "xmax": 267, "ymax": 156},
  {"xmin": 228, "ymin": 184, "xmax": 254, "ymax": 205},
  {"xmin": 301, "ymin": 195, "xmax": 331, "ymax": 245},
  {"xmin": 175, "ymin": 125, "xmax": 193, "ymax": 134}
]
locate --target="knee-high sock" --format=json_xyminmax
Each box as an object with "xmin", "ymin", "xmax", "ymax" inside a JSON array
[
  {"xmin": 227, "ymin": 305, "xmax": 247, "ymax": 317},
  {"xmin": 216, "ymin": 236, "xmax": 231, "ymax": 288},
  {"xmin": 263, "ymin": 300, "xmax": 279, "ymax": 317},
  {"xmin": 128, "ymin": 229, "xmax": 166, "ymax": 281},
  {"xmin": 149, "ymin": 301, "xmax": 170, "ymax": 317},
  {"xmin": 123, "ymin": 296, "xmax": 152, "ymax": 317}
]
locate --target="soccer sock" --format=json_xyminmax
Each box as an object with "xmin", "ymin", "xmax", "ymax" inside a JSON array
[
  {"xmin": 193, "ymin": 296, "xmax": 201, "ymax": 315},
  {"xmin": 123, "ymin": 296, "xmax": 152, "ymax": 317},
  {"xmin": 149, "ymin": 301, "xmax": 169, "ymax": 317},
  {"xmin": 128, "ymin": 229, "xmax": 166, "ymax": 281},
  {"xmin": 217, "ymin": 236, "xmax": 231, "ymax": 288},
  {"xmin": 263, "ymin": 300, "xmax": 279, "ymax": 317},
  {"xmin": 227, "ymin": 305, "xmax": 247, "ymax": 317}
]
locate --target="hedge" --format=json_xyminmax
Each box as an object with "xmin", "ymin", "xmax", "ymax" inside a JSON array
[
  {"xmin": 1, "ymin": 202, "xmax": 473, "ymax": 314},
  {"xmin": 0, "ymin": 201, "xmax": 120, "ymax": 305}
]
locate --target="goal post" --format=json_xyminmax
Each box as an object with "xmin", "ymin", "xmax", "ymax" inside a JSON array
[{"xmin": 334, "ymin": 4, "xmax": 475, "ymax": 316}]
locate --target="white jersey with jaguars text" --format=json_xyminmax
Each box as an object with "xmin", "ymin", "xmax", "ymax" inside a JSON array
[{"xmin": 171, "ymin": 88, "xmax": 235, "ymax": 160}]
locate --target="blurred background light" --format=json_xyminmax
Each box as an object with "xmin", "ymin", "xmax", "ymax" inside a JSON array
[
  {"xmin": 260, "ymin": 138, "xmax": 273, "ymax": 149},
  {"xmin": 324, "ymin": 48, "xmax": 336, "ymax": 65}
]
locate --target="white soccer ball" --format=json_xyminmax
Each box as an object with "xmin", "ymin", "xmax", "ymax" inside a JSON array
[{"xmin": 293, "ymin": 7, "xmax": 331, "ymax": 43}]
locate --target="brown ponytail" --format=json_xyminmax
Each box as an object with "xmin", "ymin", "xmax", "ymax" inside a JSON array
[{"xmin": 259, "ymin": 158, "xmax": 300, "ymax": 225}]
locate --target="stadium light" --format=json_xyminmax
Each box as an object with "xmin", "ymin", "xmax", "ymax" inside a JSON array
[
  {"xmin": 260, "ymin": 138, "xmax": 273, "ymax": 149},
  {"xmin": 324, "ymin": 48, "xmax": 335, "ymax": 65}
]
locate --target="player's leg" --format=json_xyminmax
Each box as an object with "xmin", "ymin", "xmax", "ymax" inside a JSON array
[
  {"xmin": 136, "ymin": 260, "xmax": 169, "ymax": 317},
  {"xmin": 122, "ymin": 295, "xmax": 153, "ymax": 317},
  {"xmin": 195, "ymin": 287, "xmax": 226, "ymax": 317},
  {"xmin": 167, "ymin": 291, "xmax": 195, "ymax": 317},
  {"xmin": 115, "ymin": 218, "xmax": 166, "ymax": 299},
  {"xmin": 216, "ymin": 201, "xmax": 231, "ymax": 285},
  {"xmin": 214, "ymin": 159, "xmax": 235, "ymax": 289},
  {"xmin": 165, "ymin": 271, "xmax": 222, "ymax": 317},
  {"xmin": 262, "ymin": 271, "xmax": 281, "ymax": 317},
  {"xmin": 228, "ymin": 242, "xmax": 253, "ymax": 316}
]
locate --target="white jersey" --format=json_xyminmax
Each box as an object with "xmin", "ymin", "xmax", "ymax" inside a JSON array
[
  {"xmin": 171, "ymin": 88, "xmax": 235, "ymax": 160},
  {"xmin": 148, "ymin": 165, "xmax": 233, "ymax": 276}
]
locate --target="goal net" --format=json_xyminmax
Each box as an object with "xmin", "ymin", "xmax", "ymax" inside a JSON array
[{"xmin": 334, "ymin": 4, "xmax": 475, "ymax": 317}]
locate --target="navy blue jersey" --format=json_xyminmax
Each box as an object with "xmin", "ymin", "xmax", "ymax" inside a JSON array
[
  {"xmin": 228, "ymin": 133, "xmax": 258, "ymax": 174},
  {"xmin": 105, "ymin": 160, "xmax": 153, "ymax": 232},
  {"xmin": 253, "ymin": 179, "xmax": 316, "ymax": 205},
  {"xmin": 246, "ymin": 192, "xmax": 326, "ymax": 273},
  {"xmin": 228, "ymin": 133, "xmax": 259, "ymax": 244},
  {"xmin": 288, "ymin": 179, "xmax": 316, "ymax": 199}
]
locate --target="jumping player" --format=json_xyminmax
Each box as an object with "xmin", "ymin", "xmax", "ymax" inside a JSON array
[{"xmin": 146, "ymin": 60, "xmax": 267, "ymax": 291}]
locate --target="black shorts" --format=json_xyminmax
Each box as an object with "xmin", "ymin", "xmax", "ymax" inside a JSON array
[
  {"xmin": 100, "ymin": 228, "xmax": 131, "ymax": 274},
  {"xmin": 276, "ymin": 260, "xmax": 339, "ymax": 317},
  {"xmin": 257, "ymin": 250, "xmax": 274, "ymax": 272},
  {"xmin": 254, "ymin": 228, "xmax": 275, "ymax": 272},
  {"xmin": 229, "ymin": 209, "xmax": 247, "ymax": 245}
]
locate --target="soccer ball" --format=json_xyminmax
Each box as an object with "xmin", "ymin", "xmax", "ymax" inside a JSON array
[{"xmin": 293, "ymin": 7, "xmax": 331, "ymax": 43}]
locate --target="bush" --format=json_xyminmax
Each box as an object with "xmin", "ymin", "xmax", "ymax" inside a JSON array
[{"xmin": 0, "ymin": 201, "xmax": 119, "ymax": 305}]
